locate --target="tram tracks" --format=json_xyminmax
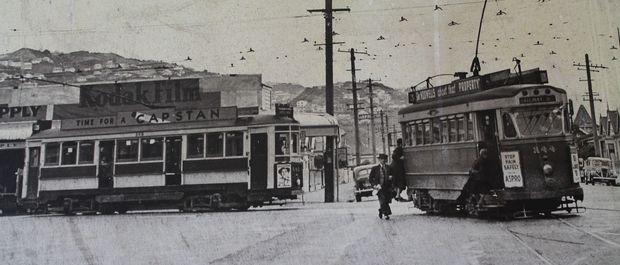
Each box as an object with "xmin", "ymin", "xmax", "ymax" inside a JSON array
[{"xmin": 502, "ymin": 215, "xmax": 620, "ymax": 265}]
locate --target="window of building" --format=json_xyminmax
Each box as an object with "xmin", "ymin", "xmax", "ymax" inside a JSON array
[
  {"xmin": 61, "ymin": 141, "xmax": 78, "ymax": 165},
  {"xmin": 117, "ymin": 139, "xmax": 139, "ymax": 162},
  {"xmin": 225, "ymin": 132, "xmax": 244, "ymax": 156},
  {"xmin": 206, "ymin": 132, "xmax": 224, "ymax": 157},
  {"xmin": 141, "ymin": 138, "xmax": 163, "ymax": 160},
  {"xmin": 187, "ymin": 134, "xmax": 205, "ymax": 158},
  {"xmin": 275, "ymin": 132, "xmax": 290, "ymax": 155},
  {"xmin": 45, "ymin": 143, "xmax": 60, "ymax": 166},
  {"xmin": 78, "ymin": 141, "xmax": 94, "ymax": 164}
]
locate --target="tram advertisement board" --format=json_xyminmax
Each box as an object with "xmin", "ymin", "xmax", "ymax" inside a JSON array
[
  {"xmin": 410, "ymin": 77, "xmax": 481, "ymax": 103},
  {"xmin": 500, "ymin": 151, "xmax": 524, "ymax": 188},
  {"xmin": 276, "ymin": 163, "xmax": 292, "ymax": 188},
  {"xmin": 570, "ymin": 152, "xmax": 581, "ymax": 183},
  {"xmin": 61, "ymin": 106, "xmax": 237, "ymax": 130}
]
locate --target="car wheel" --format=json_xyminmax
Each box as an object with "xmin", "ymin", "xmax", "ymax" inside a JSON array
[{"xmin": 355, "ymin": 194, "xmax": 362, "ymax": 202}]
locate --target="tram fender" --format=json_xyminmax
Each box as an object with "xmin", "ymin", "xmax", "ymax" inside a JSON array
[{"xmin": 428, "ymin": 190, "xmax": 462, "ymax": 201}]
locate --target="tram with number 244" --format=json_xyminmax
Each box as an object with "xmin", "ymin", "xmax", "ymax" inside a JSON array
[{"xmin": 399, "ymin": 68, "xmax": 583, "ymax": 217}]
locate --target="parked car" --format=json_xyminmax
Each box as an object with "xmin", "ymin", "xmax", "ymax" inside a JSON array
[
  {"xmin": 583, "ymin": 157, "xmax": 619, "ymax": 186},
  {"xmin": 353, "ymin": 164, "xmax": 376, "ymax": 202}
]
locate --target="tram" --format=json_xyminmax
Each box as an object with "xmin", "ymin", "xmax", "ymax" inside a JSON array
[
  {"xmin": 22, "ymin": 110, "xmax": 304, "ymax": 215},
  {"xmin": 399, "ymin": 68, "xmax": 583, "ymax": 217}
]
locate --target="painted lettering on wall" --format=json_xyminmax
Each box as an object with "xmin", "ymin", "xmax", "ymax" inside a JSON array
[
  {"xmin": 79, "ymin": 79, "xmax": 201, "ymax": 108},
  {"xmin": 0, "ymin": 105, "xmax": 46, "ymax": 122}
]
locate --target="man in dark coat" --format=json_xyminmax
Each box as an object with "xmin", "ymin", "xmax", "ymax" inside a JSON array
[
  {"xmin": 369, "ymin": 154, "xmax": 393, "ymax": 219},
  {"xmin": 463, "ymin": 148, "xmax": 492, "ymax": 196},
  {"xmin": 391, "ymin": 138, "xmax": 406, "ymax": 201}
]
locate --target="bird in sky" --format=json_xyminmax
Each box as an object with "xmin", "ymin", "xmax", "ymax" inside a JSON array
[
  {"xmin": 185, "ymin": 56, "xmax": 192, "ymax": 61},
  {"xmin": 248, "ymin": 48, "xmax": 255, "ymax": 52},
  {"xmin": 496, "ymin": 10, "xmax": 507, "ymax": 15},
  {"xmin": 494, "ymin": 57, "xmax": 499, "ymax": 61},
  {"xmin": 613, "ymin": 56, "xmax": 617, "ymax": 61},
  {"xmin": 332, "ymin": 31, "xmax": 339, "ymax": 36},
  {"xmin": 377, "ymin": 35, "xmax": 385, "ymax": 40},
  {"xmin": 552, "ymin": 65, "xmax": 556, "ymax": 68},
  {"xmin": 302, "ymin": 38, "xmax": 309, "ymax": 43},
  {"xmin": 611, "ymin": 45, "xmax": 618, "ymax": 50},
  {"xmin": 448, "ymin": 21, "xmax": 460, "ymax": 26},
  {"xmin": 521, "ymin": 53, "xmax": 525, "ymax": 57},
  {"xmin": 317, "ymin": 46, "xmax": 323, "ymax": 51},
  {"xmin": 240, "ymin": 56, "xmax": 246, "ymax": 60},
  {"xmin": 399, "ymin": 16, "xmax": 408, "ymax": 22},
  {"xmin": 230, "ymin": 63, "xmax": 234, "ymax": 67},
  {"xmin": 434, "ymin": 5, "xmax": 443, "ymax": 11},
  {"xmin": 395, "ymin": 43, "xmax": 400, "ymax": 47},
  {"xmin": 534, "ymin": 41, "xmax": 543, "ymax": 45},
  {"xmin": 550, "ymin": 50, "xmax": 557, "ymax": 55}
]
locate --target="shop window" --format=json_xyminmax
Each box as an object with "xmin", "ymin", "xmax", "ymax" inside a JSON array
[
  {"xmin": 44, "ymin": 143, "xmax": 60, "ymax": 166},
  {"xmin": 117, "ymin": 139, "xmax": 139, "ymax": 162},
  {"xmin": 206, "ymin": 132, "xmax": 224, "ymax": 157},
  {"xmin": 276, "ymin": 132, "xmax": 290, "ymax": 155},
  {"xmin": 78, "ymin": 141, "xmax": 94, "ymax": 164},
  {"xmin": 187, "ymin": 134, "xmax": 205, "ymax": 158},
  {"xmin": 225, "ymin": 132, "xmax": 244, "ymax": 156},
  {"xmin": 141, "ymin": 138, "xmax": 163, "ymax": 160},
  {"xmin": 61, "ymin": 141, "xmax": 78, "ymax": 165}
]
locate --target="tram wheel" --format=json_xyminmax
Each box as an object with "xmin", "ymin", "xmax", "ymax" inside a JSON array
[{"xmin": 465, "ymin": 194, "xmax": 480, "ymax": 217}]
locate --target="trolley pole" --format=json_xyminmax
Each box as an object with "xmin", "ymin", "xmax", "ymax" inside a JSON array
[
  {"xmin": 308, "ymin": 0, "xmax": 350, "ymax": 203},
  {"xmin": 573, "ymin": 54, "xmax": 608, "ymax": 157}
]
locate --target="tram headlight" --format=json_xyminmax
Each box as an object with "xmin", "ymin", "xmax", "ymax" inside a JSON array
[
  {"xmin": 543, "ymin": 164, "xmax": 553, "ymax": 175},
  {"xmin": 296, "ymin": 178, "xmax": 301, "ymax": 186}
]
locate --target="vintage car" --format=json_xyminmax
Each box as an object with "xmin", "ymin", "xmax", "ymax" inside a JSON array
[
  {"xmin": 353, "ymin": 164, "xmax": 376, "ymax": 202},
  {"xmin": 583, "ymin": 157, "xmax": 618, "ymax": 186}
]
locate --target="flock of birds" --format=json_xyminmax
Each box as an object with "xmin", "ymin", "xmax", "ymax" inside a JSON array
[{"xmin": 187, "ymin": 2, "xmax": 619, "ymax": 73}]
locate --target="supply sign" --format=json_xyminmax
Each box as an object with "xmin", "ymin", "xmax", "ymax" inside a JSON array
[{"xmin": 501, "ymin": 151, "xmax": 524, "ymax": 188}]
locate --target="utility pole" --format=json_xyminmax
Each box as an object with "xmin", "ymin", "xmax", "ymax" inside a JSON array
[
  {"xmin": 366, "ymin": 78, "xmax": 380, "ymax": 163},
  {"xmin": 339, "ymin": 48, "xmax": 366, "ymax": 166},
  {"xmin": 308, "ymin": 0, "xmax": 350, "ymax": 203},
  {"xmin": 380, "ymin": 110, "xmax": 387, "ymax": 155},
  {"xmin": 573, "ymin": 54, "xmax": 608, "ymax": 157}
]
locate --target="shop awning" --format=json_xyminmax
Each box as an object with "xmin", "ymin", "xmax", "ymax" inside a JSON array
[
  {"xmin": 0, "ymin": 122, "xmax": 33, "ymax": 140},
  {"xmin": 295, "ymin": 113, "xmax": 340, "ymax": 137}
]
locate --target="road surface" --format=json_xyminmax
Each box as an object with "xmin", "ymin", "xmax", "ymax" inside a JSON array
[{"xmin": 1, "ymin": 185, "xmax": 619, "ymax": 265}]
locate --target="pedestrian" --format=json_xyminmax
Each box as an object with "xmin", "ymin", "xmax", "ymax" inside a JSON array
[
  {"xmin": 391, "ymin": 138, "xmax": 407, "ymax": 201},
  {"xmin": 461, "ymin": 148, "xmax": 492, "ymax": 200},
  {"xmin": 369, "ymin": 154, "xmax": 393, "ymax": 220}
]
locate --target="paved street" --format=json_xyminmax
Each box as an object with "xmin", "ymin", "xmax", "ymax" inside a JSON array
[{"xmin": 1, "ymin": 184, "xmax": 619, "ymax": 265}]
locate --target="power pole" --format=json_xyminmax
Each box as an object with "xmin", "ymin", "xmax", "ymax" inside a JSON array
[
  {"xmin": 339, "ymin": 48, "xmax": 366, "ymax": 166},
  {"xmin": 573, "ymin": 54, "xmax": 608, "ymax": 157},
  {"xmin": 308, "ymin": 0, "xmax": 350, "ymax": 203},
  {"xmin": 366, "ymin": 78, "xmax": 381, "ymax": 163},
  {"xmin": 380, "ymin": 110, "xmax": 387, "ymax": 155}
]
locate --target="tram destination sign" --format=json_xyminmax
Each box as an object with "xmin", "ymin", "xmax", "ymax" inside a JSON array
[
  {"xmin": 409, "ymin": 77, "xmax": 481, "ymax": 103},
  {"xmin": 519, "ymin": 95, "xmax": 556, "ymax": 104},
  {"xmin": 61, "ymin": 106, "xmax": 237, "ymax": 130}
]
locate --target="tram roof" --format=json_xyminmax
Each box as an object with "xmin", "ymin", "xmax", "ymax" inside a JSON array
[
  {"xmin": 398, "ymin": 84, "xmax": 565, "ymax": 115},
  {"xmin": 29, "ymin": 114, "xmax": 298, "ymax": 140}
]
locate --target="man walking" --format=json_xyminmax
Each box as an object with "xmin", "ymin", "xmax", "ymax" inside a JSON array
[{"xmin": 369, "ymin": 154, "xmax": 393, "ymax": 220}]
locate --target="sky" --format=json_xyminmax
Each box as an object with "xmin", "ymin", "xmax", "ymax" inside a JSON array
[{"xmin": 1, "ymin": 0, "xmax": 619, "ymax": 111}]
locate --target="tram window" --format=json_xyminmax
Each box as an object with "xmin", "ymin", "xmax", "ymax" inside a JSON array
[
  {"xmin": 441, "ymin": 119, "xmax": 449, "ymax": 143},
  {"xmin": 406, "ymin": 123, "xmax": 414, "ymax": 146},
  {"xmin": 61, "ymin": 141, "xmax": 78, "ymax": 165},
  {"xmin": 225, "ymin": 132, "xmax": 244, "ymax": 156},
  {"xmin": 291, "ymin": 132, "xmax": 299, "ymax": 153},
  {"xmin": 44, "ymin": 143, "xmax": 60, "ymax": 166},
  {"xmin": 423, "ymin": 122, "xmax": 431, "ymax": 145},
  {"xmin": 432, "ymin": 119, "xmax": 441, "ymax": 143},
  {"xmin": 187, "ymin": 134, "xmax": 205, "ymax": 158},
  {"xmin": 206, "ymin": 132, "xmax": 224, "ymax": 157},
  {"xmin": 78, "ymin": 141, "xmax": 94, "ymax": 164},
  {"xmin": 275, "ymin": 133, "xmax": 290, "ymax": 155},
  {"xmin": 467, "ymin": 113, "xmax": 475, "ymax": 141},
  {"xmin": 457, "ymin": 117, "xmax": 466, "ymax": 141},
  {"xmin": 116, "ymin": 139, "xmax": 139, "ymax": 162},
  {"xmin": 141, "ymin": 138, "xmax": 163, "ymax": 160},
  {"xmin": 502, "ymin": 113, "xmax": 517, "ymax": 138},
  {"xmin": 415, "ymin": 123, "xmax": 423, "ymax": 145},
  {"xmin": 449, "ymin": 119, "xmax": 457, "ymax": 142}
]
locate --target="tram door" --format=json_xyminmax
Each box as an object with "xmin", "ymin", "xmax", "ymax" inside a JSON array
[
  {"xmin": 98, "ymin": 141, "xmax": 114, "ymax": 188},
  {"xmin": 250, "ymin": 133, "xmax": 268, "ymax": 190},
  {"xmin": 26, "ymin": 147, "xmax": 40, "ymax": 199},
  {"xmin": 477, "ymin": 111, "xmax": 502, "ymax": 188},
  {"xmin": 165, "ymin": 137, "xmax": 182, "ymax": 186}
]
